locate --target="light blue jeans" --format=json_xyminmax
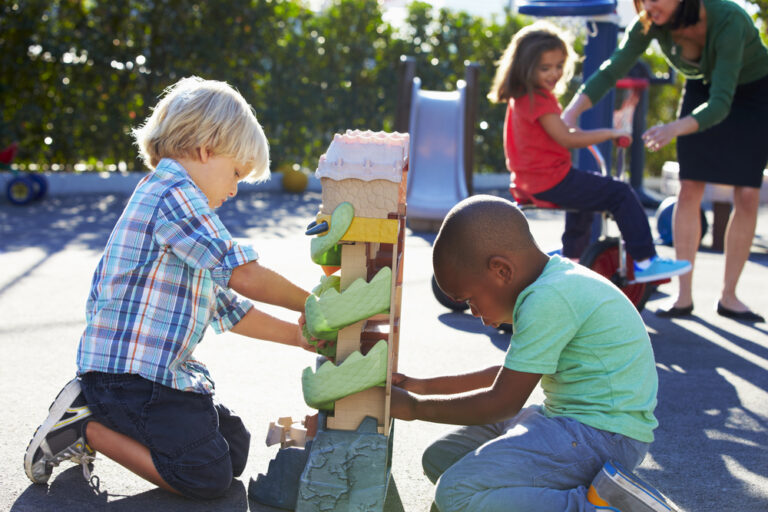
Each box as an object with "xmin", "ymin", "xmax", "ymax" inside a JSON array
[{"xmin": 424, "ymin": 406, "xmax": 649, "ymax": 512}]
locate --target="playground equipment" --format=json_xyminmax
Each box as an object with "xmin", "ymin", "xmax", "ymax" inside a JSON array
[
  {"xmin": 1, "ymin": 143, "xmax": 48, "ymax": 205},
  {"xmin": 519, "ymin": 0, "xmax": 620, "ymax": 174},
  {"xmin": 654, "ymin": 196, "xmax": 708, "ymax": 247},
  {"xmin": 395, "ymin": 57, "xmax": 479, "ymax": 231},
  {"xmin": 249, "ymin": 130, "xmax": 408, "ymax": 511},
  {"xmin": 433, "ymin": 143, "xmax": 663, "ymax": 314}
]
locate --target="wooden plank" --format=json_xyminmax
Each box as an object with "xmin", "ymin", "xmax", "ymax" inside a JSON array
[
  {"xmin": 341, "ymin": 242, "xmax": 367, "ymax": 289},
  {"xmin": 326, "ymin": 387, "xmax": 386, "ymax": 433},
  {"xmin": 336, "ymin": 321, "xmax": 364, "ymax": 363}
]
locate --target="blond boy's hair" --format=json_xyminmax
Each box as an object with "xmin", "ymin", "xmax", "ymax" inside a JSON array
[
  {"xmin": 488, "ymin": 21, "xmax": 576, "ymax": 104},
  {"xmin": 132, "ymin": 76, "xmax": 270, "ymax": 182}
]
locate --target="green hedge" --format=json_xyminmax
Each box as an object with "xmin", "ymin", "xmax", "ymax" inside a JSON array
[{"xmin": 1, "ymin": 0, "xmax": 700, "ymax": 176}]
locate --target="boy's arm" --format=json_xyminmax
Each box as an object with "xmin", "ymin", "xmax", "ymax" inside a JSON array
[
  {"xmin": 393, "ymin": 366, "xmax": 500, "ymax": 395},
  {"xmin": 539, "ymin": 113, "xmax": 629, "ymax": 149},
  {"xmin": 391, "ymin": 367, "xmax": 542, "ymax": 425},
  {"xmin": 229, "ymin": 306, "xmax": 312, "ymax": 350},
  {"xmin": 229, "ymin": 260, "xmax": 309, "ymax": 312}
]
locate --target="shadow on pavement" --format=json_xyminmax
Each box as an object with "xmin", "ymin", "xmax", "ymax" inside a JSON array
[
  {"xmin": 0, "ymin": 191, "xmax": 322, "ymax": 300},
  {"xmin": 437, "ymin": 312, "xmax": 511, "ymax": 352},
  {"xmin": 643, "ymin": 313, "xmax": 768, "ymax": 511},
  {"xmin": 11, "ymin": 466, "xmax": 248, "ymax": 511}
]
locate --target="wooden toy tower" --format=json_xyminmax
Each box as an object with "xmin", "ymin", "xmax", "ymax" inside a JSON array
[
  {"xmin": 295, "ymin": 130, "xmax": 408, "ymax": 511},
  {"xmin": 314, "ymin": 129, "xmax": 408, "ymax": 435}
]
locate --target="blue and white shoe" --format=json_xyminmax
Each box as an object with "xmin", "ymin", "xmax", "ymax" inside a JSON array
[
  {"xmin": 632, "ymin": 257, "xmax": 691, "ymax": 284},
  {"xmin": 24, "ymin": 377, "xmax": 95, "ymax": 484},
  {"xmin": 588, "ymin": 460, "xmax": 679, "ymax": 511}
]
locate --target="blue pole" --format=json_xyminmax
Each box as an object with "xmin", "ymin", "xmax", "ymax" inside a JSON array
[{"xmin": 578, "ymin": 20, "xmax": 618, "ymax": 175}]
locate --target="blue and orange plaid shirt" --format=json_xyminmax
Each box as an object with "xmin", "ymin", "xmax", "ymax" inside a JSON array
[{"xmin": 77, "ymin": 158, "xmax": 257, "ymax": 394}]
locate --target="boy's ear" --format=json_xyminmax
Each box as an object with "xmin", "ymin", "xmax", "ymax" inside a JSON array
[
  {"xmin": 197, "ymin": 147, "xmax": 211, "ymax": 163},
  {"xmin": 488, "ymin": 255, "xmax": 515, "ymax": 284}
]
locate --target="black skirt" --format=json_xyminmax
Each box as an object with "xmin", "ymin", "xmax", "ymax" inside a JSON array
[{"xmin": 677, "ymin": 73, "xmax": 768, "ymax": 188}]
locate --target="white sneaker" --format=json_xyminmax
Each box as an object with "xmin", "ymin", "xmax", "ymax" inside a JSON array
[{"xmin": 24, "ymin": 377, "xmax": 95, "ymax": 484}]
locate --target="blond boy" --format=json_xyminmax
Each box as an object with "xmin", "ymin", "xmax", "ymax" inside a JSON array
[{"xmin": 24, "ymin": 77, "xmax": 314, "ymax": 499}]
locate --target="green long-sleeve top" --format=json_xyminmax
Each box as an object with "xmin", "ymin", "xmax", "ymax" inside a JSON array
[{"xmin": 580, "ymin": 0, "xmax": 768, "ymax": 131}]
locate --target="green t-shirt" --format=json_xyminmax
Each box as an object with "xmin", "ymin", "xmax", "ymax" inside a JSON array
[
  {"xmin": 581, "ymin": 0, "xmax": 768, "ymax": 131},
  {"xmin": 504, "ymin": 255, "xmax": 658, "ymax": 443}
]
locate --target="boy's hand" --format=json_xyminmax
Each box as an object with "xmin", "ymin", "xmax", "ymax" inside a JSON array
[
  {"xmin": 296, "ymin": 314, "xmax": 333, "ymax": 354},
  {"xmin": 389, "ymin": 386, "xmax": 418, "ymax": 421},
  {"xmin": 391, "ymin": 372, "xmax": 424, "ymax": 394}
]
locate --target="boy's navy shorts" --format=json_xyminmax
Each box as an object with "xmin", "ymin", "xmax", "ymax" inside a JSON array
[{"xmin": 80, "ymin": 372, "xmax": 250, "ymax": 500}]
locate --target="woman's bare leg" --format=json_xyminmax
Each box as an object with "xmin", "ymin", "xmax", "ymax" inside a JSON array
[
  {"xmin": 720, "ymin": 186, "xmax": 760, "ymax": 312},
  {"xmin": 671, "ymin": 180, "xmax": 706, "ymax": 308}
]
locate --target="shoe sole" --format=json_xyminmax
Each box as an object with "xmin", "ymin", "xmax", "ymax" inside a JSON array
[
  {"xmin": 591, "ymin": 461, "xmax": 679, "ymax": 512},
  {"xmin": 23, "ymin": 378, "xmax": 83, "ymax": 484},
  {"xmin": 630, "ymin": 265, "xmax": 692, "ymax": 284}
]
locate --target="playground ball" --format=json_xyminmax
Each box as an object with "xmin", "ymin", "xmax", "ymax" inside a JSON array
[
  {"xmin": 282, "ymin": 168, "xmax": 308, "ymax": 193},
  {"xmin": 654, "ymin": 196, "xmax": 708, "ymax": 246},
  {"xmin": 654, "ymin": 197, "xmax": 676, "ymax": 245}
]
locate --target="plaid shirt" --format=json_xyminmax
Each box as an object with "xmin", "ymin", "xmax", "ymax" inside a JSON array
[{"xmin": 77, "ymin": 158, "xmax": 257, "ymax": 393}]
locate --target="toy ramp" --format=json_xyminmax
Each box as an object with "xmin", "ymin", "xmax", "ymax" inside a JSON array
[{"xmin": 406, "ymin": 77, "xmax": 469, "ymax": 221}]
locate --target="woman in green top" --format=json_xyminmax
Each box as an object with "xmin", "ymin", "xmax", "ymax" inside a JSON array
[{"xmin": 563, "ymin": 0, "xmax": 768, "ymax": 322}]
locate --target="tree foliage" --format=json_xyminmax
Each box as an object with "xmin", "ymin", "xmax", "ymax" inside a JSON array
[{"xmin": 5, "ymin": 0, "xmax": 749, "ymax": 177}]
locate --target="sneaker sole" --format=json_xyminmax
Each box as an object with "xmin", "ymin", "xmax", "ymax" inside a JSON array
[
  {"xmin": 591, "ymin": 461, "xmax": 679, "ymax": 512},
  {"xmin": 23, "ymin": 378, "xmax": 84, "ymax": 484},
  {"xmin": 630, "ymin": 265, "xmax": 692, "ymax": 284}
]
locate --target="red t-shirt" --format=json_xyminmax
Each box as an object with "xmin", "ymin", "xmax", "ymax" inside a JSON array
[{"xmin": 504, "ymin": 90, "xmax": 572, "ymax": 194}]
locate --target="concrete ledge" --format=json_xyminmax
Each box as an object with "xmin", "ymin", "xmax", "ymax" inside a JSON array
[
  {"xmin": 0, "ymin": 170, "xmax": 511, "ymax": 202},
  {"xmin": 661, "ymin": 161, "xmax": 768, "ymax": 204}
]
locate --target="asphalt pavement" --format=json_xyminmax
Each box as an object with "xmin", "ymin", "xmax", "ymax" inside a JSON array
[{"xmin": 1, "ymin": 189, "xmax": 766, "ymax": 511}]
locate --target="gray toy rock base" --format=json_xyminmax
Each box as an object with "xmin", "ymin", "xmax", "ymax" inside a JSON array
[
  {"xmin": 248, "ymin": 444, "xmax": 312, "ymax": 510},
  {"xmin": 296, "ymin": 416, "xmax": 392, "ymax": 512}
]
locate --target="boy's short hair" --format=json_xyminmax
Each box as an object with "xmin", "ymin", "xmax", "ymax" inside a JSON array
[
  {"xmin": 434, "ymin": 195, "xmax": 536, "ymax": 275},
  {"xmin": 133, "ymin": 76, "xmax": 270, "ymax": 182}
]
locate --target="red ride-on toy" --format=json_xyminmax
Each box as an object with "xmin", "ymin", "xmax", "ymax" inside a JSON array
[
  {"xmin": 513, "ymin": 142, "xmax": 663, "ymax": 314},
  {"xmin": 432, "ymin": 142, "xmax": 662, "ymax": 317},
  {"xmin": 432, "ymin": 79, "xmax": 666, "ymax": 317},
  {"xmin": 2, "ymin": 143, "xmax": 48, "ymax": 205}
]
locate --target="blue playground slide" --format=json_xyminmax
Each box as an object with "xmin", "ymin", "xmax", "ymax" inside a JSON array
[{"xmin": 406, "ymin": 77, "xmax": 470, "ymax": 221}]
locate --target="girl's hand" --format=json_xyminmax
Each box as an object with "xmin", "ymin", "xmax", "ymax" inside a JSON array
[
  {"xmin": 642, "ymin": 123, "xmax": 676, "ymax": 151},
  {"xmin": 613, "ymin": 129, "xmax": 632, "ymax": 147}
]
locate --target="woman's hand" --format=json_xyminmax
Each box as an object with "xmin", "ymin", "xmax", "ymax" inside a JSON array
[
  {"xmin": 562, "ymin": 93, "xmax": 593, "ymax": 129},
  {"xmin": 561, "ymin": 105, "xmax": 581, "ymax": 129},
  {"xmin": 642, "ymin": 117, "xmax": 699, "ymax": 151},
  {"xmin": 642, "ymin": 123, "xmax": 677, "ymax": 151}
]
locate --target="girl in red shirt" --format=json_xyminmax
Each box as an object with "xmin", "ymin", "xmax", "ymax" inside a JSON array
[{"xmin": 489, "ymin": 21, "xmax": 691, "ymax": 283}]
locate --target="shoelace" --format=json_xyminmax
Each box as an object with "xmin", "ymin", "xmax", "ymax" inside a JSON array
[{"xmin": 79, "ymin": 450, "xmax": 97, "ymax": 481}]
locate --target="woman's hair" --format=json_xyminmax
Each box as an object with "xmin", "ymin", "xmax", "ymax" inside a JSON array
[
  {"xmin": 132, "ymin": 76, "xmax": 270, "ymax": 182},
  {"xmin": 488, "ymin": 21, "xmax": 575, "ymax": 104},
  {"xmin": 634, "ymin": 0, "xmax": 701, "ymax": 33}
]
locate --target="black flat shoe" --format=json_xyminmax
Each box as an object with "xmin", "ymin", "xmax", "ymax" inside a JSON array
[
  {"xmin": 656, "ymin": 304, "xmax": 694, "ymax": 317},
  {"xmin": 716, "ymin": 303, "xmax": 765, "ymax": 323}
]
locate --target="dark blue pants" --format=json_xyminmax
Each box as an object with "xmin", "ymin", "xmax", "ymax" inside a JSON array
[
  {"xmin": 534, "ymin": 167, "xmax": 656, "ymax": 261},
  {"xmin": 80, "ymin": 372, "xmax": 250, "ymax": 500}
]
